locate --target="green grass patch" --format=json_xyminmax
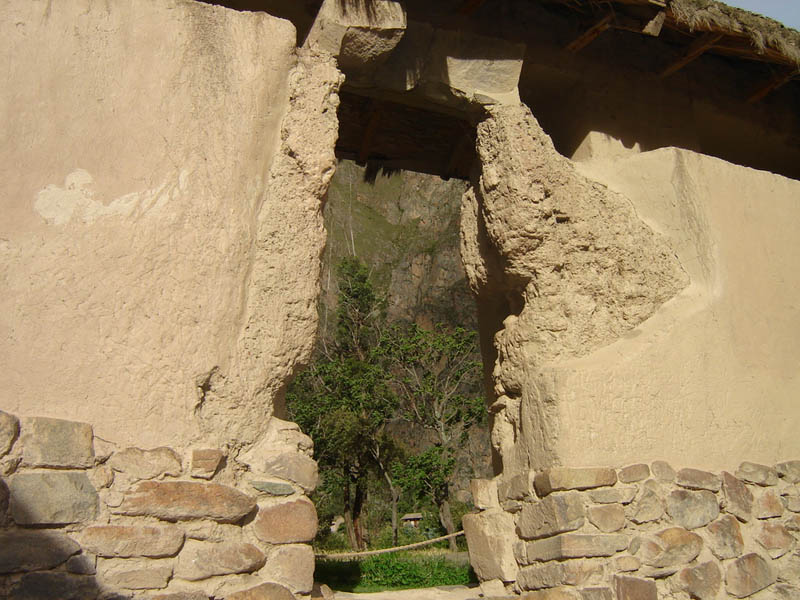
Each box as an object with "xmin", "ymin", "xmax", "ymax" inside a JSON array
[{"xmin": 315, "ymin": 551, "xmax": 478, "ymax": 592}]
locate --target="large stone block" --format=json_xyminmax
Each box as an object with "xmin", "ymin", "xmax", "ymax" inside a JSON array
[
  {"xmin": 471, "ymin": 478, "xmax": 500, "ymax": 510},
  {"xmin": 638, "ymin": 527, "xmax": 703, "ymax": 568},
  {"xmin": 261, "ymin": 543, "xmax": 315, "ymax": 594},
  {"xmin": 618, "ymin": 464, "xmax": 650, "ymax": 483},
  {"xmin": 587, "ymin": 503, "xmax": 625, "ymax": 533},
  {"xmin": 517, "ymin": 560, "xmax": 603, "ymax": 590},
  {"xmin": 756, "ymin": 522, "xmax": 794, "ymax": 559},
  {"xmin": 723, "ymin": 471, "xmax": 754, "ymax": 521},
  {"xmin": 252, "ymin": 497, "xmax": 318, "ymax": 544},
  {"xmin": 113, "ymin": 481, "xmax": 255, "ymax": 523},
  {"xmin": 78, "ymin": 525, "xmax": 185, "ymax": 558},
  {"xmin": 226, "ymin": 582, "xmax": 295, "ymax": 600},
  {"xmin": 102, "ymin": 559, "xmax": 173, "ymax": 590},
  {"xmin": 776, "ymin": 461, "xmax": 800, "ymax": 484},
  {"xmin": 108, "ymin": 447, "xmax": 182, "ymax": 480},
  {"xmin": 523, "ymin": 534, "xmax": 628, "ymax": 562},
  {"xmin": 262, "ymin": 453, "xmax": 319, "ymax": 493},
  {"xmin": 628, "ymin": 480, "xmax": 663, "ymax": 524},
  {"xmin": 517, "ymin": 492, "xmax": 585, "ymax": 539},
  {"xmin": 20, "ymin": 417, "xmax": 94, "ymax": 468},
  {"xmin": 190, "ymin": 449, "xmax": 224, "ymax": 480},
  {"xmin": 677, "ymin": 468, "xmax": 721, "ymax": 492},
  {"xmin": 754, "ymin": 489, "xmax": 784, "ymax": 519},
  {"xmin": 706, "ymin": 514, "xmax": 744, "ymax": 559},
  {"xmin": 534, "ymin": 468, "xmax": 617, "ymax": 496},
  {"xmin": 737, "ymin": 462, "xmax": 779, "ymax": 486},
  {"xmin": 9, "ymin": 470, "xmax": 98, "ymax": 524},
  {"xmin": 9, "ymin": 572, "xmax": 100, "ymax": 600},
  {"xmin": 463, "ymin": 509, "xmax": 518, "ymax": 581},
  {"xmin": 666, "ymin": 489, "xmax": 719, "ymax": 530},
  {"xmin": 651, "ymin": 461, "xmax": 676, "ymax": 482},
  {"xmin": 589, "ymin": 486, "xmax": 637, "ymax": 505},
  {"xmin": 0, "ymin": 410, "xmax": 19, "ymax": 457},
  {"xmin": 678, "ymin": 561, "xmax": 721, "ymax": 600},
  {"xmin": 0, "ymin": 530, "xmax": 80, "ymax": 573},
  {"xmin": 614, "ymin": 575, "xmax": 657, "ymax": 600},
  {"xmin": 726, "ymin": 553, "xmax": 775, "ymax": 598},
  {"xmin": 174, "ymin": 540, "xmax": 265, "ymax": 581},
  {"xmin": 519, "ymin": 589, "xmax": 579, "ymax": 600}
]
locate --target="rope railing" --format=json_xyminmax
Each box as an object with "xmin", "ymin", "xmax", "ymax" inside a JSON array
[{"xmin": 315, "ymin": 530, "xmax": 465, "ymax": 560}]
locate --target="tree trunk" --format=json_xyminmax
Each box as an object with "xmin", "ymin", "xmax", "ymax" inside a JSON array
[
  {"xmin": 353, "ymin": 479, "xmax": 367, "ymax": 550},
  {"xmin": 343, "ymin": 478, "xmax": 359, "ymax": 551},
  {"xmin": 439, "ymin": 498, "xmax": 458, "ymax": 551}
]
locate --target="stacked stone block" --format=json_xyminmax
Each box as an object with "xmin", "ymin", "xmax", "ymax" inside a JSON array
[
  {"xmin": 465, "ymin": 461, "xmax": 800, "ymax": 599},
  {"xmin": 0, "ymin": 410, "xmax": 319, "ymax": 599}
]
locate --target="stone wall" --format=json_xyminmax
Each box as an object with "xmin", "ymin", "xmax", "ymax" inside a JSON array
[
  {"xmin": 0, "ymin": 409, "xmax": 320, "ymax": 599},
  {"xmin": 465, "ymin": 461, "xmax": 800, "ymax": 599}
]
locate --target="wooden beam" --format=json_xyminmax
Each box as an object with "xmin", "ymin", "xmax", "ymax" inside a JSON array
[
  {"xmin": 457, "ymin": 0, "xmax": 487, "ymax": 16},
  {"xmin": 659, "ymin": 32, "xmax": 723, "ymax": 78},
  {"xmin": 358, "ymin": 104, "xmax": 383, "ymax": 164},
  {"xmin": 565, "ymin": 13, "xmax": 614, "ymax": 53},
  {"xmin": 748, "ymin": 68, "xmax": 800, "ymax": 104}
]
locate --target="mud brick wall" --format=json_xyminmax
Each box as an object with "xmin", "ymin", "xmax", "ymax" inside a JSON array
[
  {"xmin": 0, "ymin": 410, "xmax": 319, "ymax": 600},
  {"xmin": 465, "ymin": 462, "xmax": 800, "ymax": 599}
]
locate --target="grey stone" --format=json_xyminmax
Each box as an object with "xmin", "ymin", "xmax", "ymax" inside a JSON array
[
  {"xmin": 706, "ymin": 514, "xmax": 744, "ymax": 559},
  {"xmin": 589, "ymin": 486, "xmax": 637, "ymax": 504},
  {"xmin": 9, "ymin": 470, "xmax": 98, "ymax": 524},
  {"xmin": 250, "ymin": 480, "xmax": 294, "ymax": 496},
  {"xmin": 66, "ymin": 553, "xmax": 97, "ymax": 575},
  {"xmin": 677, "ymin": 468, "xmax": 722, "ymax": 492},
  {"xmin": 517, "ymin": 491, "xmax": 585, "ymax": 539},
  {"xmin": 524, "ymin": 534, "xmax": 628, "ymax": 562},
  {"xmin": 262, "ymin": 452, "xmax": 318, "ymax": 493},
  {"xmin": 756, "ymin": 522, "xmax": 795, "ymax": 559},
  {"xmin": 587, "ymin": 503, "xmax": 625, "ymax": 533},
  {"xmin": 638, "ymin": 527, "xmax": 703, "ymax": 568},
  {"xmin": 252, "ymin": 497, "xmax": 318, "ymax": 544},
  {"xmin": 737, "ymin": 462, "xmax": 779, "ymax": 486},
  {"xmin": 104, "ymin": 560, "xmax": 173, "ymax": 590},
  {"xmin": 0, "ymin": 530, "xmax": 80, "ymax": 573},
  {"xmin": 754, "ymin": 489, "xmax": 784, "ymax": 519},
  {"xmin": 20, "ymin": 416, "xmax": 94, "ymax": 468},
  {"xmin": 679, "ymin": 561, "xmax": 721, "ymax": 600},
  {"xmin": 534, "ymin": 468, "xmax": 617, "ymax": 496},
  {"xmin": 723, "ymin": 471, "xmax": 754, "ymax": 521},
  {"xmin": 0, "ymin": 410, "xmax": 20, "ymax": 457},
  {"xmin": 579, "ymin": 588, "xmax": 612, "ymax": 600},
  {"xmin": 651, "ymin": 461, "xmax": 676, "ymax": 482},
  {"xmin": 78, "ymin": 525, "xmax": 185, "ymax": 558},
  {"xmin": 618, "ymin": 464, "xmax": 650, "ymax": 483},
  {"xmin": 666, "ymin": 489, "xmax": 719, "ymax": 530},
  {"xmin": 174, "ymin": 540, "xmax": 265, "ymax": 581},
  {"xmin": 776, "ymin": 461, "xmax": 800, "ymax": 484},
  {"xmin": 615, "ymin": 575, "xmax": 657, "ymax": 600},
  {"xmin": 190, "ymin": 449, "xmax": 224, "ymax": 480},
  {"xmin": 226, "ymin": 583, "xmax": 295, "ymax": 600},
  {"xmin": 629, "ymin": 480, "xmax": 664, "ymax": 524},
  {"xmin": 726, "ymin": 553, "xmax": 775, "ymax": 598},
  {"xmin": 113, "ymin": 481, "xmax": 255, "ymax": 523},
  {"xmin": 260, "ymin": 543, "xmax": 315, "ymax": 594},
  {"xmin": 108, "ymin": 447, "xmax": 182, "ymax": 480},
  {"xmin": 9, "ymin": 572, "xmax": 100, "ymax": 600}
]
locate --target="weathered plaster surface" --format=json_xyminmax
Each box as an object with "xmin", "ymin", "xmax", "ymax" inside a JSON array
[{"xmin": 0, "ymin": 0, "xmax": 339, "ymax": 450}]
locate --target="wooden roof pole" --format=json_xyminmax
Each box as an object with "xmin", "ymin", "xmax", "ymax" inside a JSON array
[
  {"xmin": 747, "ymin": 68, "xmax": 800, "ymax": 103},
  {"xmin": 566, "ymin": 13, "xmax": 614, "ymax": 53},
  {"xmin": 660, "ymin": 32, "xmax": 723, "ymax": 78}
]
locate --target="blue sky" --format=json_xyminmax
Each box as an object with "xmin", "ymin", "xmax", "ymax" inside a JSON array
[{"xmin": 722, "ymin": 1, "xmax": 800, "ymax": 30}]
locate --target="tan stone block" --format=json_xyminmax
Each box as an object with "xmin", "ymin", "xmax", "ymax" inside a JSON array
[
  {"xmin": 651, "ymin": 461, "xmax": 675, "ymax": 482},
  {"xmin": 676, "ymin": 468, "xmax": 722, "ymax": 492},
  {"xmin": 78, "ymin": 525, "xmax": 185, "ymax": 558},
  {"xmin": 589, "ymin": 486, "xmax": 637, "ymax": 505},
  {"xmin": 463, "ymin": 510, "xmax": 518, "ymax": 581},
  {"xmin": 471, "ymin": 478, "xmax": 500, "ymax": 510},
  {"xmin": 782, "ymin": 494, "xmax": 800, "ymax": 513},
  {"xmin": 534, "ymin": 468, "xmax": 617, "ymax": 496},
  {"xmin": 666, "ymin": 489, "xmax": 719, "ymax": 530},
  {"xmin": 311, "ymin": 582, "xmax": 335, "ymax": 600},
  {"xmin": 628, "ymin": 480, "xmax": 663, "ymax": 524},
  {"xmin": 679, "ymin": 561, "xmax": 721, "ymax": 600},
  {"xmin": 579, "ymin": 588, "xmax": 612, "ymax": 600},
  {"xmin": 737, "ymin": 462, "xmax": 779, "ymax": 487},
  {"xmin": 261, "ymin": 543, "xmax": 314, "ymax": 594},
  {"xmin": 150, "ymin": 592, "xmax": 209, "ymax": 600},
  {"xmin": 776, "ymin": 461, "xmax": 800, "ymax": 484},
  {"xmin": 723, "ymin": 471, "xmax": 754, "ymax": 522},
  {"xmin": 618, "ymin": 464, "xmax": 650, "ymax": 484},
  {"xmin": 0, "ymin": 411, "xmax": 19, "ymax": 457},
  {"xmin": 638, "ymin": 527, "xmax": 702, "ymax": 568},
  {"xmin": 754, "ymin": 489, "xmax": 784, "ymax": 519},
  {"xmin": 191, "ymin": 449, "xmax": 224, "ymax": 480},
  {"xmin": 226, "ymin": 582, "xmax": 295, "ymax": 600},
  {"xmin": 615, "ymin": 575, "xmax": 657, "ymax": 600},
  {"xmin": 524, "ymin": 534, "xmax": 628, "ymax": 562},
  {"xmin": 109, "ymin": 447, "xmax": 182, "ymax": 480},
  {"xmin": 262, "ymin": 453, "xmax": 319, "ymax": 494},
  {"xmin": 615, "ymin": 555, "xmax": 640, "ymax": 572},
  {"xmin": 90, "ymin": 464, "xmax": 114, "ymax": 489},
  {"xmin": 588, "ymin": 504, "xmax": 625, "ymax": 533},
  {"xmin": 518, "ymin": 559, "xmax": 603, "ymax": 590},
  {"xmin": 20, "ymin": 416, "xmax": 94, "ymax": 468},
  {"xmin": 252, "ymin": 497, "xmax": 318, "ymax": 544},
  {"xmin": 505, "ymin": 471, "xmax": 535, "ymax": 501},
  {"xmin": 103, "ymin": 559, "xmax": 173, "ymax": 590},
  {"xmin": 725, "ymin": 553, "xmax": 775, "ymax": 598},
  {"xmin": 517, "ymin": 492, "xmax": 585, "ymax": 539},
  {"xmin": 114, "ymin": 481, "xmax": 255, "ymax": 523},
  {"xmin": 785, "ymin": 514, "xmax": 800, "ymax": 531},
  {"xmin": 706, "ymin": 514, "xmax": 744, "ymax": 559},
  {"xmin": 9, "ymin": 471, "xmax": 98, "ymax": 525},
  {"xmin": 519, "ymin": 588, "xmax": 579, "ymax": 600},
  {"xmin": 756, "ymin": 522, "xmax": 795, "ymax": 558},
  {"xmin": 174, "ymin": 540, "xmax": 265, "ymax": 581},
  {"xmin": 0, "ymin": 530, "xmax": 80, "ymax": 573},
  {"xmin": 479, "ymin": 579, "xmax": 507, "ymax": 598}
]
